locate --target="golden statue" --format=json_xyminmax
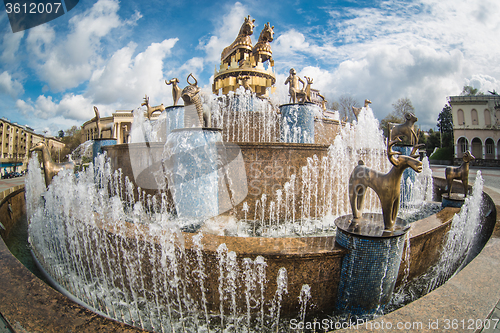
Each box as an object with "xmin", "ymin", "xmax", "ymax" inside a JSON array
[
  {"xmin": 349, "ymin": 132, "xmax": 424, "ymax": 231},
  {"xmin": 92, "ymin": 106, "xmax": 114, "ymax": 138},
  {"xmin": 352, "ymin": 99, "xmax": 372, "ymax": 121},
  {"xmin": 252, "ymin": 22, "xmax": 274, "ymax": 65},
  {"xmin": 389, "ymin": 112, "xmax": 418, "ymax": 145},
  {"xmin": 213, "ymin": 16, "xmax": 276, "ymax": 97},
  {"xmin": 29, "ymin": 142, "xmax": 74, "ymax": 187},
  {"xmin": 445, "ymin": 151, "xmax": 475, "ymax": 197},
  {"xmin": 221, "ymin": 15, "xmax": 255, "ymax": 63},
  {"xmin": 237, "ymin": 75, "xmax": 253, "ymax": 92},
  {"xmin": 296, "ymin": 76, "xmax": 313, "ymax": 103},
  {"xmin": 141, "ymin": 95, "xmax": 165, "ymax": 120},
  {"xmin": 181, "ymin": 73, "xmax": 211, "ymax": 128},
  {"xmin": 165, "ymin": 78, "xmax": 182, "ymax": 106},
  {"xmin": 284, "ymin": 68, "xmax": 305, "ymax": 103}
]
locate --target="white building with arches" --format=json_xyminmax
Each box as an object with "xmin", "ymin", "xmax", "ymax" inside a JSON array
[{"xmin": 450, "ymin": 94, "xmax": 500, "ymax": 165}]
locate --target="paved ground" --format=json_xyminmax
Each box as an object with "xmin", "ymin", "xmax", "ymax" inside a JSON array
[
  {"xmin": 0, "ymin": 176, "xmax": 25, "ymax": 193},
  {"xmin": 430, "ymin": 165, "xmax": 500, "ymax": 333}
]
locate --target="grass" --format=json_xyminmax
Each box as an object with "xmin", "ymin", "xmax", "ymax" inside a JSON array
[{"xmin": 429, "ymin": 146, "xmax": 453, "ymax": 161}]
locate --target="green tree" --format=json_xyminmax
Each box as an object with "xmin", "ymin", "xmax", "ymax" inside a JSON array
[
  {"xmin": 460, "ymin": 85, "xmax": 483, "ymax": 96},
  {"xmin": 391, "ymin": 97, "xmax": 415, "ymax": 119},
  {"xmin": 58, "ymin": 130, "xmax": 64, "ymax": 138},
  {"xmin": 380, "ymin": 97, "xmax": 415, "ymax": 140},
  {"xmin": 60, "ymin": 126, "xmax": 82, "ymax": 161},
  {"xmin": 436, "ymin": 104, "xmax": 454, "ymax": 149},
  {"xmin": 338, "ymin": 94, "xmax": 359, "ymax": 122}
]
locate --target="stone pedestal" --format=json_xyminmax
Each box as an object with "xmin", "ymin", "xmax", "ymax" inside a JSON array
[
  {"xmin": 334, "ymin": 213, "xmax": 409, "ymax": 316},
  {"xmin": 92, "ymin": 138, "xmax": 117, "ymax": 161},
  {"xmin": 442, "ymin": 193, "xmax": 465, "ymax": 208},
  {"xmin": 163, "ymin": 128, "xmax": 222, "ymax": 221},
  {"xmin": 279, "ymin": 103, "xmax": 317, "ymax": 143}
]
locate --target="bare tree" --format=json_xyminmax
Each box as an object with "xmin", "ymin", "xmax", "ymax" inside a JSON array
[
  {"xmin": 339, "ymin": 94, "xmax": 360, "ymax": 122},
  {"xmin": 392, "ymin": 97, "xmax": 415, "ymax": 119}
]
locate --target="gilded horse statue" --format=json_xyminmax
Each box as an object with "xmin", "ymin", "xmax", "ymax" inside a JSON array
[
  {"xmin": 221, "ymin": 15, "xmax": 255, "ymax": 62},
  {"xmin": 252, "ymin": 22, "xmax": 274, "ymax": 64},
  {"xmin": 349, "ymin": 133, "xmax": 423, "ymax": 231},
  {"xmin": 221, "ymin": 15, "xmax": 255, "ymax": 63},
  {"xmin": 29, "ymin": 142, "xmax": 74, "ymax": 187}
]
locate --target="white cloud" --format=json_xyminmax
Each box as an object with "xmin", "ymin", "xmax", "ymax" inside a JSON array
[
  {"xmin": 198, "ymin": 2, "xmax": 250, "ymax": 63},
  {"xmin": 87, "ymin": 38, "xmax": 178, "ymax": 108},
  {"xmin": 0, "ymin": 71, "xmax": 24, "ymax": 97},
  {"xmin": 16, "ymin": 93, "xmax": 94, "ymax": 121},
  {"xmin": 1, "ymin": 30, "xmax": 24, "ymax": 63},
  {"xmin": 26, "ymin": 0, "xmax": 141, "ymax": 92}
]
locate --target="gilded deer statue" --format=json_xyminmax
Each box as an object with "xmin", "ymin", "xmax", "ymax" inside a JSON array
[
  {"xmin": 141, "ymin": 95, "xmax": 165, "ymax": 120},
  {"xmin": 252, "ymin": 22, "xmax": 274, "ymax": 64},
  {"xmin": 296, "ymin": 76, "xmax": 313, "ymax": 103},
  {"xmin": 93, "ymin": 106, "xmax": 114, "ymax": 138},
  {"xmin": 165, "ymin": 78, "xmax": 182, "ymax": 106},
  {"xmin": 389, "ymin": 112, "xmax": 418, "ymax": 145},
  {"xmin": 445, "ymin": 150, "xmax": 475, "ymax": 197},
  {"xmin": 181, "ymin": 73, "xmax": 211, "ymax": 128},
  {"xmin": 29, "ymin": 142, "xmax": 74, "ymax": 187},
  {"xmin": 221, "ymin": 15, "xmax": 255, "ymax": 62},
  {"xmin": 349, "ymin": 135, "xmax": 423, "ymax": 231},
  {"xmin": 352, "ymin": 99, "xmax": 372, "ymax": 121}
]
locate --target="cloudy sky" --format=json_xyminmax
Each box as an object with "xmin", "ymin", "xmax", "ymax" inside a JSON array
[{"xmin": 0, "ymin": 0, "xmax": 499, "ymax": 135}]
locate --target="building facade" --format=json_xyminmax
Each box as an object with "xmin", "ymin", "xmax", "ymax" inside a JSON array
[
  {"xmin": 81, "ymin": 110, "xmax": 162, "ymax": 144},
  {"xmin": 0, "ymin": 118, "xmax": 64, "ymax": 174},
  {"xmin": 449, "ymin": 94, "xmax": 500, "ymax": 164}
]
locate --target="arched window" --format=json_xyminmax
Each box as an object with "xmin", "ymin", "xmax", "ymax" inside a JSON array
[
  {"xmin": 485, "ymin": 138, "xmax": 494, "ymax": 158},
  {"xmin": 471, "ymin": 137, "xmax": 482, "ymax": 158},
  {"xmin": 457, "ymin": 109, "xmax": 465, "ymax": 125},
  {"xmin": 458, "ymin": 137, "xmax": 468, "ymax": 158},
  {"xmin": 471, "ymin": 109, "xmax": 478, "ymax": 125},
  {"xmin": 485, "ymin": 110, "xmax": 491, "ymax": 126}
]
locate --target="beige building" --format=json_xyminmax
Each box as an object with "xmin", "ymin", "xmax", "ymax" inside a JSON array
[
  {"xmin": 0, "ymin": 118, "xmax": 64, "ymax": 173},
  {"xmin": 449, "ymin": 94, "xmax": 500, "ymax": 163},
  {"xmin": 81, "ymin": 110, "xmax": 162, "ymax": 144}
]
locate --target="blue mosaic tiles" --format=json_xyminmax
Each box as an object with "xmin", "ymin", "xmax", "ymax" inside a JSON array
[
  {"xmin": 92, "ymin": 139, "xmax": 117, "ymax": 161},
  {"xmin": 335, "ymin": 227, "xmax": 407, "ymax": 316},
  {"xmin": 279, "ymin": 103, "xmax": 317, "ymax": 143}
]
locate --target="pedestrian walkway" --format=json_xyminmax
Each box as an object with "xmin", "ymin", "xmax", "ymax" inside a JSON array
[
  {"xmin": 431, "ymin": 164, "xmax": 500, "ymax": 333},
  {"xmin": 0, "ymin": 177, "xmax": 25, "ymax": 193}
]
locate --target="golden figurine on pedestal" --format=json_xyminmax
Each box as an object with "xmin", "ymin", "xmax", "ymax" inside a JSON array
[{"xmin": 445, "ymin": 151, "xmax": 475, "ymax": 197}]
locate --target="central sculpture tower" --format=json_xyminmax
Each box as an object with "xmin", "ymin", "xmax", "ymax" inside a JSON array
[{"xmin": 212, "ymin": 16, "xmax": 276, "ymax": 97}]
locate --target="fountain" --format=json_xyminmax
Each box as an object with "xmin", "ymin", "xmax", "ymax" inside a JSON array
[{"xmin": 0, "ymin": 15, "xmax": 498, "ymax": 333}]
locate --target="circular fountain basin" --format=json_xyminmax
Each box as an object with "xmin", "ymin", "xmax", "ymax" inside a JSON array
[{"xmin": 0, "ymin": 177, "xmax": 497, "ymax": 331}]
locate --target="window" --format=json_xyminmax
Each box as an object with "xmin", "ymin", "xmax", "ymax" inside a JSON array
[
  {"xmin": 471, "ymin": 109, "xmax": 478, "ymax": 125},
  {"xmin": 485, "ymin": 110, "xmax": 492, "ymax": 126},
  {"xmin": 486, "ymin": 138, "xmax": 494, "ymax": 156},
  {"xmin": 457, "ymin": 109, "xmax": 465, "ymax": 125}
]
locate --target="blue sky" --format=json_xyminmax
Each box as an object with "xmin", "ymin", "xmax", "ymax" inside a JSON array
[{"xmin": 1, "ymin": 0, "xmax": 499, "ymax": 135}]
